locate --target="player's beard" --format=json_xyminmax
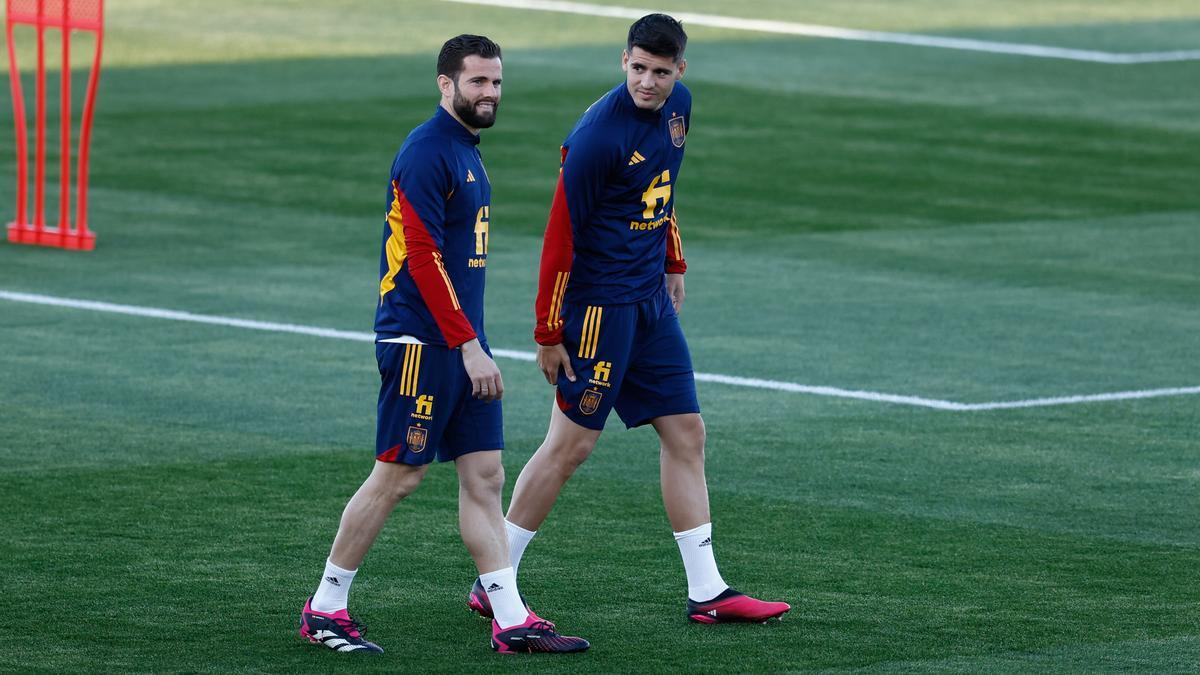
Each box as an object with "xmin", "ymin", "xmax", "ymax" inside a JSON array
[{"xmin": 453, "ymin": 85, "xmax": 499, "ymax": 129}]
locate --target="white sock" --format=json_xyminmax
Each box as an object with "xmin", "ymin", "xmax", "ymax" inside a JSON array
[
  {"xmin": 673, "ymin": 523, "xmax": 729, "ymax": 602},
  {"xmin": 505, "ymin": 519, "xmax": 536, "ymax": 573},
  {"xmin": 479, "ymin": 567, "xmax": 528, "ymax": 628},
  {"xmin": 311, "ymin": 558, "xmax": 357, "ymax": 613}
]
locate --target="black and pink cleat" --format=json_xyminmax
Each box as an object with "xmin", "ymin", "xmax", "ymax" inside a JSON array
[
  {"xmin": 299, "ymin": 596, "xmax": 384, "ymax": 653},
  {"xmin": 687, "ymin": 588, "xmax": 791, "ymax": 624},
  {"xmin": 491, "ymin": 614, "xmax": 590, "ymax": 654},
  {"xmin": 466, "ymin": 577, "xmax": 495, "ymax": 618}
]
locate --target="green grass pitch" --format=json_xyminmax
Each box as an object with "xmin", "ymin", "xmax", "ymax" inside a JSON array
[{"xmin": 1, "ymin": 1, "xmax": 1198, "ymax": 671}]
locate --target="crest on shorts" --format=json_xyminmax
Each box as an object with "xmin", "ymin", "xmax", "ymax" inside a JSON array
[
  {"xmin": 580, "ymin": 389, "xmax": 604, "ymax": 415},
  {"xmin": 406, "ymin": 425, "xmax": 428, "ymax": 453},
  {"xmin": 668, "ymin": 116, "xmax": 686, "ymax": 148}
]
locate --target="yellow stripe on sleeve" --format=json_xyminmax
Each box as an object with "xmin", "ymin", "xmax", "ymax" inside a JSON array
[
  {"xmin": 547, "ymin": 273, "xmax": 562, "ymax": 330},
  {"xmin": 434, "ymin": 253, "xmax": 462, "ymax": 310},
  {"xmin": 548, "ymin": 271, "xmax": 569, "ymax": 331}
]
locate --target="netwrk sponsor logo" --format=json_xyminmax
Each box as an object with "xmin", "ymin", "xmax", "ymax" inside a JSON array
[
  {"xmin": 411, "ymin": 394, "xmax": 434, "ymax": 421},
  {"xmin": 589, "ymin": 360, "xmax": 613, "ymax": 387},
  {"xmin": 630, "ymin": 214, "xmax": 670, "ymax": 231}
]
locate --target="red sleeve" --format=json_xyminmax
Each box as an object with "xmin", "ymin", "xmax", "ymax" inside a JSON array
[
  {"xmin": 392, "ymin": 180, "xmax": 477, "ymax": 348},
  {"xmin": 665, "ymin": 208, "xmax": 687, "ymax": 274},
  {"xmin": 533, "ymin": 149, "xmax": 574, "ymax": 346}
]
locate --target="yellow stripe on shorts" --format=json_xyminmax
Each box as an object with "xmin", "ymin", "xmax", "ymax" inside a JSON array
[
  {"xmin": 400, "ymin": 344, "xmax": 423, "ymax": 397},
  {"xmin": 577, "ymin": 306, "xmax": 602, "ymax": 359}
]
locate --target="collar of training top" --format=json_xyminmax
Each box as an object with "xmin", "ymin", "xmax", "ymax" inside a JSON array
[
  {"xmin": 616, "ymin": 81, "xmax": 673, "ymax": 120},
  {"xmin": 433, "ymin": 105, "xmax": 483, "ymax": 145}
]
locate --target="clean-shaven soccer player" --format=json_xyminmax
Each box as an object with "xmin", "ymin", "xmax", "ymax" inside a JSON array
[
  {"xmin": 300, "ymin": 35, "xmax": 588, "ymax": 655},
  {"xmin": 465, "ymin": 15, "xmax": 790, "ymax": 626}
]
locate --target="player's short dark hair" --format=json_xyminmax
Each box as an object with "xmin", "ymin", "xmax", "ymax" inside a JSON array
[
  {"xmin": 437, "ymin": 34, "xmax": 502, "ymax": 80},
  {"xmin": 627, "ymin": 14, "xmax": 687, "ymax": 61}
]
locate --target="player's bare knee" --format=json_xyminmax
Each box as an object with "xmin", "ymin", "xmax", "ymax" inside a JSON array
[
  {"xmin": 662, "ymin": 416, "xmax": 706, "ymax": 459},
  {"xmin": 462, "ymin": 459, "xmax": 504, "ymax": 497},
  {"xmin": 684, "ymin": 415, "xmax": 709, "ymax": 445},
  {"xmin": 662, "ymin": 442, "xmax": 705, "ymax": 467},
  {"xmin": 390, "ymin": 477, "xmax": 424, "ymax": 503},
  {"xmin": 372, "ymin": 464, "xmax": 426, "ymax": 503},
  {"xmin": 547, "ymin": 437, "xmax": 594, "ymax": 476}
]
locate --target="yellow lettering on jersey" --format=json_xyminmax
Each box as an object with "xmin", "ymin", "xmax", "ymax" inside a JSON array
[
  {"xmin": 630, "ymin": 214, "xmax": 670, "ymax": 231},
  {"xmin": 641, "ymin": 170, "xmax": 672, "ymax": 219},
  {"xmin": 474, "ymin": 205, "xmax": 490, "ymax": 255}
]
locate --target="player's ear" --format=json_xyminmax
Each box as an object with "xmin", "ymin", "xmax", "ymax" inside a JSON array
[
  {"xmin": 437, "ymin": 73, "xmax": 454, "ymax": 98},
  {"xmin": 621, "ymin": 49, "xmax": 630, "ymax": 72},
  {"xmin": 675, "ymin": 58, "xmax": 686, "ymax": 80}
]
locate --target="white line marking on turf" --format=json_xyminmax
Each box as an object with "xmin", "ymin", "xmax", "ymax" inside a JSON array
[
  {"xmin": 951, "ymin": 387, "xmax": 1200, "ymax": 411},
  {"xmin": 0, "ymin": 290, "xmax": 378, "ymax": 343},
  {"xmin": 3, "ymin": 289, "xmax": 1198, "ymax": 411},
  {"xmin": 443, "ymin": 0, "xmax": 1200, "ymax": 64},
  {"xmin": 688, "ymin": 372, "xmax": 964, "ymax": 410}
]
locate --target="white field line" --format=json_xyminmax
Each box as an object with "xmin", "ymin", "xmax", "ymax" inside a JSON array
[
  {"xmin": 2, "ymin": 289, "xmax": 1198, "ymax": 411},
  {"xmin": 953, "ymin": 387, "xmax": 1200, "ymax": 411},
  {"xmin": 443, "ymin": 0, "xmax": 1200, "ymax": 64}
]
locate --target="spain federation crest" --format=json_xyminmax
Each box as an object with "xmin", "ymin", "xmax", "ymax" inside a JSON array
[
  {"xmin": 668, "ymin": 115, "xmax": 686, "ymax": 148},
  {"xmin": 579, "ymin": 389, "xmax": 604, "ymax": 415},
  {"xmin": 406, "ymin": 425, "xmax": 428, "ymax": 453}
]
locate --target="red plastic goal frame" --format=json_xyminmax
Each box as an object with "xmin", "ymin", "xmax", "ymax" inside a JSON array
[{"xmin": 6, "ymin": 0, "xmax": 104, "ymax": 250}]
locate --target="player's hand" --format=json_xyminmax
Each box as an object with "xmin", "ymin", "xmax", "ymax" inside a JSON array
[
  {"xmin": 666, "ymin": 273, "xmax": 685, "ymax": 314},
  {"xmin": 536, "ymin": 343, "xmax": 576, "ymax": 385},
  {"xmin": 461, "ymin": 338, "xmax": 503, "ymax": 401}
]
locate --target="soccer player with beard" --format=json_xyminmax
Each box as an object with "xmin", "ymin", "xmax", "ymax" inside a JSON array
[
  {"xmin": 464, "ymin": 16, "xmax": 791, "ymax": 626},
  {"xmin": 299, "ymin": 35, "xmax": 588, "ymax": 655}
]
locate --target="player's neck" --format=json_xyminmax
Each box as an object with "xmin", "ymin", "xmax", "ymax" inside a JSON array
[{"xmin": 440, "ymin": 101, "xmax": 481, "ymax": 136}]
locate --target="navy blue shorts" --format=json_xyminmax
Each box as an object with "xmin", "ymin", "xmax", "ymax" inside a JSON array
[
  {"xmin": 375, "ymin": 341, "xmax": 503, "ymax": 465},
  {"xmin": 556, "ymin": 286, "xmax": 700, "ymax": 431}
]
